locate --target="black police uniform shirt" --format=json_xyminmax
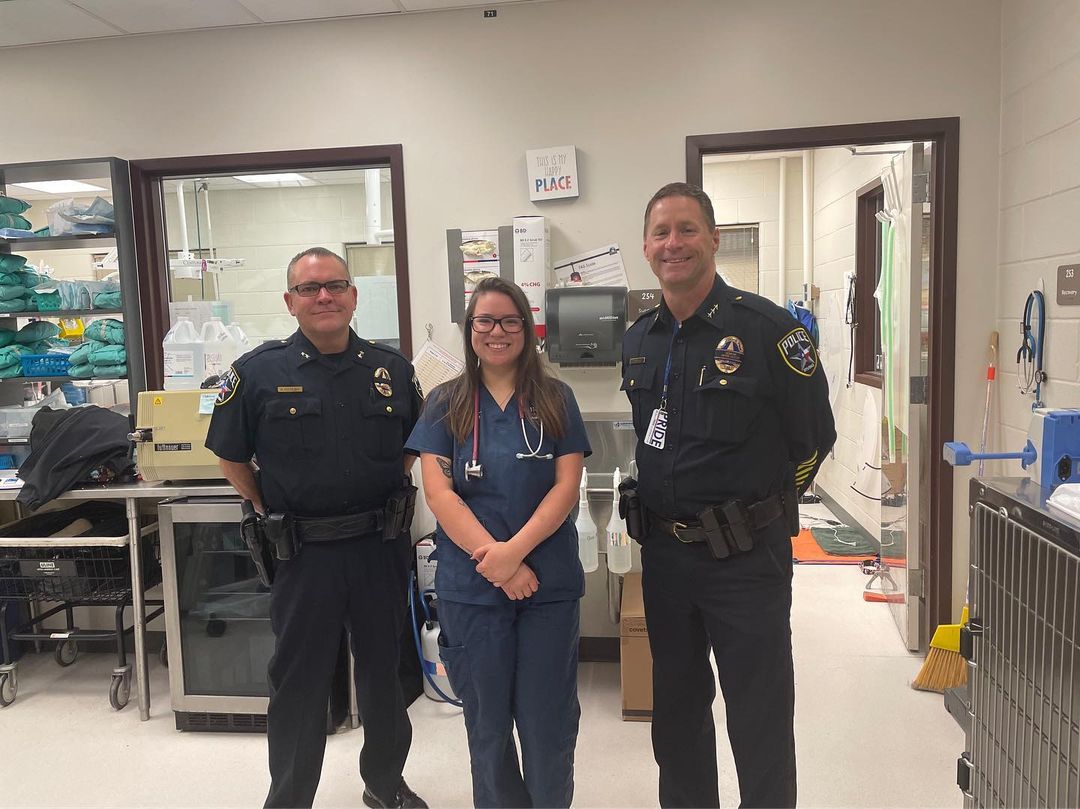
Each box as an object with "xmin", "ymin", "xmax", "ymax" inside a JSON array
[
  {"xmin": 206, "ymin": 328, "xmax": 423, "ymax": 519},
  {"xmin": 621, "ymin": 273, "xmax": 836, "ymax": 522}
]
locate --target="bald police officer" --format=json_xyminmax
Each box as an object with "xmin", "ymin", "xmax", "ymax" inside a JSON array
[
  {"xmin": 622, "ymin": 184, "xmax": 836, "ymax": 808},
  {"xmin": 206, "ymin": 247, "xmax": 427, "ymax": 809}
]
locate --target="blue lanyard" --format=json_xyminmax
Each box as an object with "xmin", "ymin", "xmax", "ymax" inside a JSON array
[{"xmin": 659, "ymin": 321, "xmax": 680, "ymax": 410}]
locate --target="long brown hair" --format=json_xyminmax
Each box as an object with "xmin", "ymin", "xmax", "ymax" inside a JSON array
[{"xmin": 441, "ymin": 276, "xmax": 566, "ymax": 443}]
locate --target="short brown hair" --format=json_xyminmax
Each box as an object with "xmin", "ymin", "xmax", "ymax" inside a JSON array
[
  {"xmin": 286, "ymin": 247, "xmax": 348, "ymax": 289},
  {"xmin": 643, "ymin": 182, "xmax": 716, "ymax": 236}
]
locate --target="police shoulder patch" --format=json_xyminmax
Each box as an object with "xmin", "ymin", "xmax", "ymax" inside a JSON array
[
  {"xmin": 777, "ymin": 327, "xmax": 818, "ymax": 377},
  {"xmin": 215, "ymin": 365, "xmax": 240, "ymax": 406}
]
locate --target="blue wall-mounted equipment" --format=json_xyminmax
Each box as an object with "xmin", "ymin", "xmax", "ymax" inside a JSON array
[{"xmin": 944, "ymin": 409, "xmax": 1080, "ymax": 488}]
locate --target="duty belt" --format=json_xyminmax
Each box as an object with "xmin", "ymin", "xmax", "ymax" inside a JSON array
[
  {"xmin": 649, "ymin": 493, "xmax": 785, "ymax": 544},
  {"xmin": 293, "ymin": 509, "xmax": 384, "ymax": 543}
]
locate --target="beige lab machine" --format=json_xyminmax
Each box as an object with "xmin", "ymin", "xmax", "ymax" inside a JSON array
[{"xmin": 130, "ymin": 390, "xmax": 224, "ymax": 481}]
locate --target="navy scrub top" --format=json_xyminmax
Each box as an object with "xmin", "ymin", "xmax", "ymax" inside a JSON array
[{"xmin": 406, "ymin": 380, "xmax": 591, "ymax": 605}]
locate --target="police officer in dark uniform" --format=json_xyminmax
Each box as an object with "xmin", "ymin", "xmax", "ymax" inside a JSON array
[
  {"xmin": 621, "ymin": 184, "xmax": 836, "ymax": 808},
  {"xmin": 206, "ymin": 247, "xmax": 428, "ymax": 809}
]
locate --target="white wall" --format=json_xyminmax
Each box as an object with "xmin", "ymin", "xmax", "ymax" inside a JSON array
[
  {"xmin": 701, "ymin": 157, "xmax": 803, "ymax": 302},
  {"xmin": 997, "ymin": 0, "xmax": 1080, "ymax": 458},
  {"xmin": 0, "ymin": 0, "xmax": 1002, "ymax": 617}
]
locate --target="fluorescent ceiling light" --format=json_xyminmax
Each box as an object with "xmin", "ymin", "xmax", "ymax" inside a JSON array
[
  {"xmin": 10, "ymin": 180, "xmax": 106, "ymax": 194},
  {"xmin": 233, "ymin": 173, "xmax": 308, "ymax": 184}
]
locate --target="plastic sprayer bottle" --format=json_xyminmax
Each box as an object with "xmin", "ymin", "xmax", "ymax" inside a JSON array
[
  {"xmin": 200, "ymin": 317, "xmax": 234, "ymax": 380},
  {"xmin": 576, "ymin": 467, "xmax": 598, "ymax": 573},
  {"xmin": 162, "ymin": 317, "xmax": 204, "ymax": 391},
  {"xmin": 607, "ymin": 467, "xmax": 632, "ymax": 575},
  {"xmin": 225, "ymin": 322, "xmax": 252, "ymax": 362}
]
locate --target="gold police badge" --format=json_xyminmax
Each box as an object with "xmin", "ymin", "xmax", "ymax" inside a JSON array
[
  {"xmin": 714, "ymin": 336, "xmax": 745, "ymax": 374},
  {"xmin": 373, "ymin": 367, "xmax": 393, "ymax": 397}
]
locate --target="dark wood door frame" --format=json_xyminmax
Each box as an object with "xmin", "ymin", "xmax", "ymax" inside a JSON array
[
  {"xmin": 130, "ymin": 145, "xmax": 411, "ymax": 388},
  {"xmin": 687, "ymin": 118, "xmax": 959, "ymax": 644}
]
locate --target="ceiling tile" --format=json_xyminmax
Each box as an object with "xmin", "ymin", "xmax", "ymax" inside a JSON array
[
  {"xmin": 236, "ymin": 0, "xmax": 400, "ymax": 23},
  {"xmin": 0, "ymin": 0, "xmax": 123, "ymax": 47},
  {"xmin": 70, "ymin": 0, "xmax": 260, "ymax": 34}
]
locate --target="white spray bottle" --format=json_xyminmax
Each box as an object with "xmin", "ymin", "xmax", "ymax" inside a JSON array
[
  {"xmin": 575, "ymin": 466, "xmax": 598, "ymax": 573},
  {"xmin": 607, "ymin": 467, "xmax": 632, "ymax": 575}
]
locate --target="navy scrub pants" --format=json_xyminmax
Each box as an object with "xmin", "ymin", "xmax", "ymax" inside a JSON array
[
  {"xmin": 263, "ymin": 532, "xmax": 413, "ymax": 809},
  {"xmin": 438, "ymin": 598, "xmax": 581, "ymax": 809},
  {"xmin": 641, "ymin": 524, "xmax": 797, "ymax": 809}
]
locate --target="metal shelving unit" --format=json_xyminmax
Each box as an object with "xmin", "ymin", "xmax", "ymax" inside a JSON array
[{"xmin": 0, "ymin": 157, "xmax": 145, "ymax": 410}]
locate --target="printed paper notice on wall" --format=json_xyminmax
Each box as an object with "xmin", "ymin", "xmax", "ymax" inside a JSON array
[{"xmin": 526, "ymin": 145, "xmax": 579, "ymax": 201}]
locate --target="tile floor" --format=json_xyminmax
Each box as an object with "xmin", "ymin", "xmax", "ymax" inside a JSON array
[{"xmin": 0, "ymin": 508, "xmax": 964, "ymax": 808}]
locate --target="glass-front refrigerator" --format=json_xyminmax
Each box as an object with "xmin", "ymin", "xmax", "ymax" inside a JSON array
[{"xmin": 159, "ymin": 498, "xmax": 273, "ymax": 731}]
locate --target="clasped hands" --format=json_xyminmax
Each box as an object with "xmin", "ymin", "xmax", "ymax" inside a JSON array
[{"xmin": 471, "ymin": 540, "xmax": 537, "ymax": 601}]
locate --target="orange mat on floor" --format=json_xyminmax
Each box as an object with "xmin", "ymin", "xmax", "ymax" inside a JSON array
[{"xmin": 791, "ymin": 528, "xmax": 878, "ymax": 565}]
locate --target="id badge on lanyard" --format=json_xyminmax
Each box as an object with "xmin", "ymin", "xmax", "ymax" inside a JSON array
[{"xmin": 644, "ymin": 322, "xmax": 680, "ymax": 450}]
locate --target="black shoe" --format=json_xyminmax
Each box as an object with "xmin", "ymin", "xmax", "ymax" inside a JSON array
[{"xmin": 362, "ymin": 780, "xmax": 428, "ymax": 809}]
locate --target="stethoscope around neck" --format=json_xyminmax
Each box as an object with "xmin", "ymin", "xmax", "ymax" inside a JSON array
[{"xmin": 464, "ymin": 388, "xmax": 553, "ymax": 480}]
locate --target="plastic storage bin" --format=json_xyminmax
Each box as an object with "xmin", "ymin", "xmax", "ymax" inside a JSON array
[
  {"xmin": 0, "ymin": 406, "xmax": 38, "ymax": 439},
  {"xmin": 19, "ymin": 354, "xmax": 70, "ymax": 377}
]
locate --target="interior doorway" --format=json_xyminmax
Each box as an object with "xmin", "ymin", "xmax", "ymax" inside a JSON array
[{"xmin": 687, "ymin": 119, "xmax": 959, "ymax": 650}]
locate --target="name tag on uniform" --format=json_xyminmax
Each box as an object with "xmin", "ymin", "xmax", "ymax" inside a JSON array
[
  {"xmin": 645, "ymin": 407, "xmax": 668, "ymax": 450},
  {"xmin": 277, "ymin": 386, "xmax": 303, "ymax": 393}
]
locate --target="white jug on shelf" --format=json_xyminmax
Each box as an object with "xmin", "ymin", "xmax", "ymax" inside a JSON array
[
  {"xmin": 162, "ymin": 317, "xmax": 204, "ymax": 390},
  {"xmin": 200, "ymin": 317, "xmax": 234, "ymax": 380}
]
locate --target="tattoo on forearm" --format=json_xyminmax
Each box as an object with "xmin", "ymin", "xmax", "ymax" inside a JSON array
[
  {"xmin": 456, "ymin": 498, "xmax": 466, "ymax": 507},
  {"xmin": 437, "ymin": 457, "xmax": 452, "ymax": 478}
]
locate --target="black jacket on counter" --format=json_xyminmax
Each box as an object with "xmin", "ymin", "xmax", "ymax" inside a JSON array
[{"xmin": 17, "ymin": 406, "xmax": 134, "ymax": 511}]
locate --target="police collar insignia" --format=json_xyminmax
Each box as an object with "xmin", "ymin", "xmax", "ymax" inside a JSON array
[
  {"xmin": 706, "ymin": 302, "xmax": 719, "ymax": 319},
  {"xmin": 215, "ymin": 366, "xmax": 239, "ymax": 406},
  {"xmin": 778, "ymin": 327, "xmax": 818, "ymax": 377},
  {"xmin": 714, "ymin": 336, "xmax": 744, "ymax": 374},
  {"xmin": 374, "ymin": 366, "xmax": 393, "ymax": 397}
]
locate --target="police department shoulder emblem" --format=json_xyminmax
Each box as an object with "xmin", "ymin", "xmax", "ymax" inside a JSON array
[
  {"xmin": 215, "ymin": 365, "xmax": 240, "ymax": 406},
  {"xmin": 777, "ymin": 327, "xmax": 818, "ymax": 377},
  {"xmin": 412, "ymin": 374, "xmax": 424, "ymax": 400},
  {"xmin": 714, "ymin": 335, "xmax": 745, "ymax": 374}
]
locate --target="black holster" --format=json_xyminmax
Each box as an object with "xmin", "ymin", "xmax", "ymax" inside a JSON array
[
  {"xmin": 240, "ymin": 500, "xmax": 275, "ymax": 587},
  {"xmin": 618, "ymin": 477, "xmax": 649, "ymax": 541},
  {"xmin": 264, "ymin": 512, "xmax": 298, "ymax": 561},
  {"xmin": 383, "ymin": 481, "xmax": 418, "ymax": 541},
  {"xmin": 698, "ymin": 500, "xmax": 755, "ymax": 560}
]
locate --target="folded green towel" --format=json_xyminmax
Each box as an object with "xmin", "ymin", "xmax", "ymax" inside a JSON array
[
  {"xmin": 88, "ymin": 342, "xmax": 125, "ymax": 366},
  {"xmin": 0, "ymin": 255, "xmax": 26, "ymax": 274},
  {"xmin": 0, "ymin": 196, "xmax": 30, "ymax": 215},
  {"xmin": 92, "ymin": 290, "xmax": 122, "ymax": 309},
  {"xmin": 0, "ymin": 330, "xmax": 15, "ymax": 348},
  {"xmin": 15, "ymin": 321, "xmax": 59, "ymax": 345},
  {"xmin": 91, "ymin": 363, "xmax": 126, "ymax": 379},
  {"xmin": 0, "ymin": 272, "xmax": 23, "ymax": 287},
  {"xmin": 0, "ymin": 299, "xmax": 27, "ymax": 313},
  {"xmin": 0, "ymin": 345, "xmax": 25, "ymax": 370},
  {"xmin": 69, "ymin": 342, "xmax": 93, "ymax": 366},
  {"xmin": 68, "ymin": 364, "xmax": 95, "ymax": 379},
  {"xmin": 0, "ymin": 365, "xmax": 22, "ymax": 379},
  {"xmin": 83, "ymin": 318, "xmax": 125, "ymax": 345},
  {"xmin": 0, "ymin": 286, "xmax": 27, "ymax": 302},
  {"xmin": 0, "ymin": 214, "xmax": 31, "ymax": 230},
  {"xmin": 18, "ymin": 271, "xmax": 49, "ymax": 288}
]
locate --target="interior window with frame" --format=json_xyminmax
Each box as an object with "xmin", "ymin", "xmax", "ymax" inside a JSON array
[
  {"xmin": 855, "ymin": 182, "xmax": 884, "ymax": 387},
  {"xmin": 714, "ymin": 224, "xmax": 759, "ymax": 294}
]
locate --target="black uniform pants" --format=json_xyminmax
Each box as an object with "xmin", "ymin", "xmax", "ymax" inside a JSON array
[
  {"xmin": 264, "ymin": 531, "xmax": 413, "ymax": 809},
  {"xmin": 640, "ymin": 524, "xmax": 796, "ymax": 809}
]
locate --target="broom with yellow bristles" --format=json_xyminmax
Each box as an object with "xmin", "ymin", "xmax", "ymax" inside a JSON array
[{"xmin": 912, "ymin": 605, "xmax": 969, "ymax": 693}]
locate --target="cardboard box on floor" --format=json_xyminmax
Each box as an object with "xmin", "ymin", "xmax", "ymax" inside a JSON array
[{"xmin": 620, "ymin": 572, "xmax": 652, "ymax": 722}]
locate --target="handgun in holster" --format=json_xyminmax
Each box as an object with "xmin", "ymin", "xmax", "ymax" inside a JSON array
[
  {"xmin": 618, "ymin": 477, "xmax": 649, "ymax": 541},
  {"xmin": 382, "ymin": 480, "xmax": 418, "ymax": 541},
  {"xmin": 264, "ymin": 512, "xmax": 298, "ymax": 560},
  {"xmin": 240, "ymin": 500, "xmax": 275, "ymax": 587}
]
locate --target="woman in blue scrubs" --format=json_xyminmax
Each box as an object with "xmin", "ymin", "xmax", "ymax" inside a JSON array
[{"xmin": 406, "ymin": 276, "xmax": 590, "ymax": 809}]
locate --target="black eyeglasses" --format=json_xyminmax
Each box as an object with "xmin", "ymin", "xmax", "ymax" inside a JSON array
[
  {"xmin": 289, "ymin": 280, "xmax": 352, "ymax": 297},
  {"xmin": 469, "ymin": 315, "xmax": 525, "ymax": 334}
]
